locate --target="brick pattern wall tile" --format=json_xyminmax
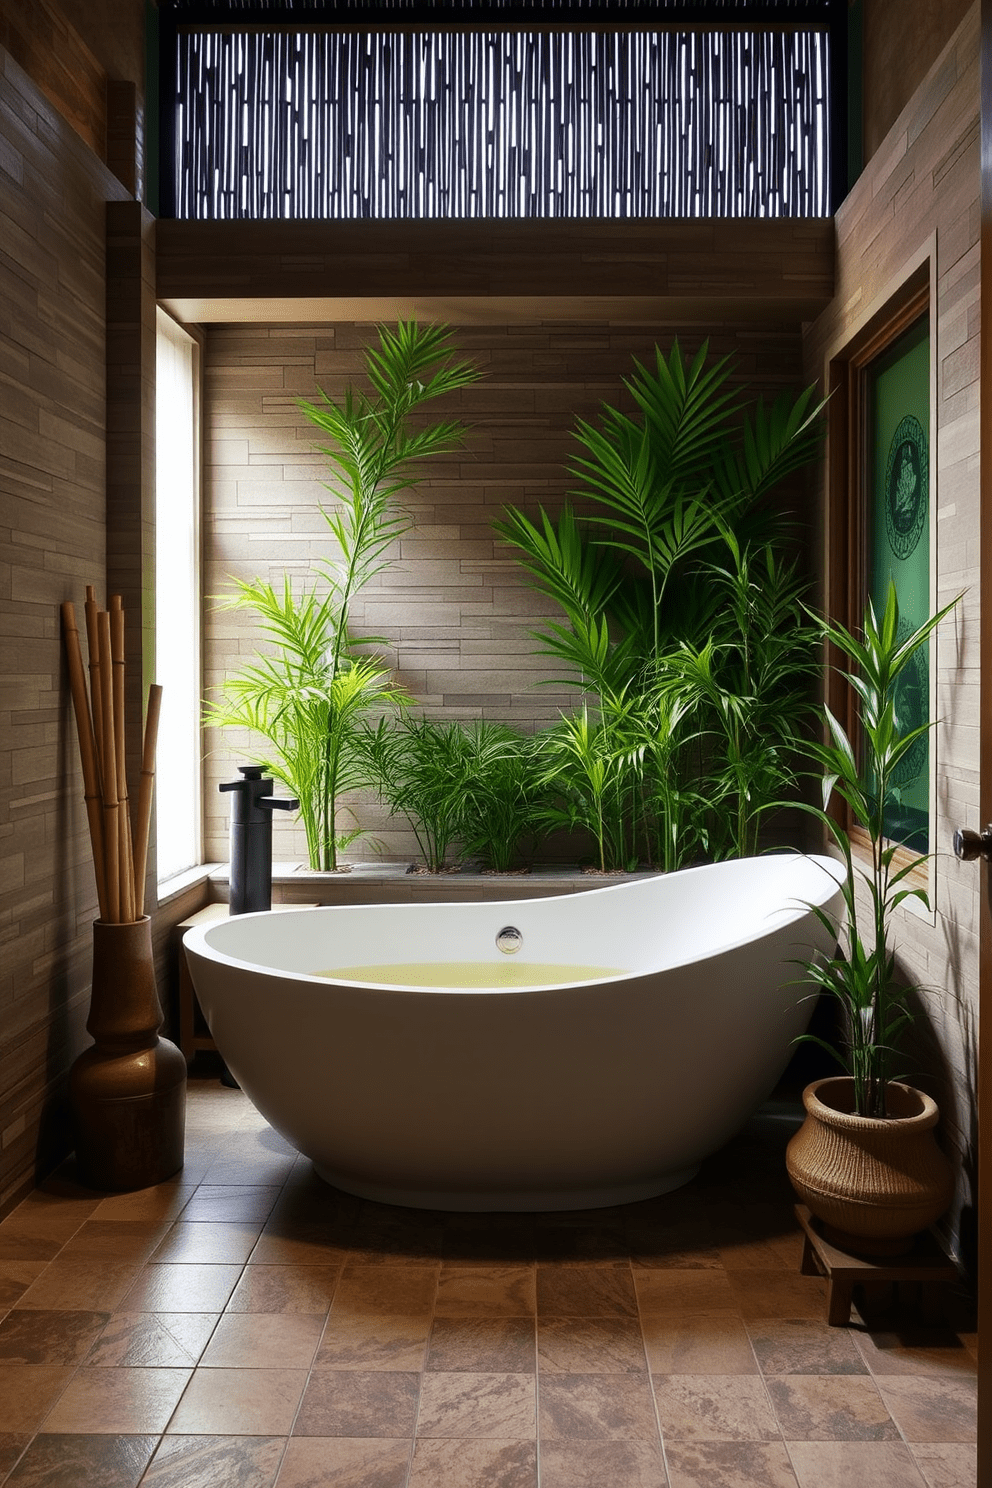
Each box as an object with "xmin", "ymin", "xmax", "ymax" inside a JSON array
[{"xmin": 202, "ymin": 319, "xmax": 807, "ymax": 864}]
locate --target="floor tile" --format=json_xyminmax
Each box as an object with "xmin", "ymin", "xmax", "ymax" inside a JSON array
[
  {"xmin": 118, "ymin": 1264, "xmax": 243, "ymax": 1314},
  {"xmin": 249, "ymin": 1229, "xmax": 349, "ymax": 1267},
  {"xmin": 854, "ymin": 1327, "xmax": 979, "ymax": 1379},
  {"xmin": 871, "ymin": 1373, "xmax": 978, "ymax": 1442},
  {"xmin": 534, "ymin": 1222, "xmax": 628, "ymax": 1264},
  {"xmin": 41, "ymin": 1366, "xmax": 191, "ymax": 1433},
  {"xmin": 538, "ymin": 1373, "xmax": 659, "ymax": 1441},
  {"xmin": 537, "ymin": 1315, "xmax": 645, "ymax": 1373},
  {"xmin": 199, "ymin": 1312, "xmax": 324, "ymax": 1369},
  {"xmin": 0, "ymin": 1265, "xmax": 48, "ymax": 1317},
  {"xmin": 725, "ymin": 1270, "xmax": 827, "ymax": 1320},
  {"xmin": 0, "ymin": 1434, "xmax": 30, "ymax": 1480},
  {"xmin": 665, "ymin": 1440, "xmax": 799, "ymax": 1488},
  {"xmin": 765, "ymin": 1374, "xmax": 898, "ymax": 1441},
  {"xmin": 275, "ymin": 1436, "xmax": 412, "ymax": 1488},
  {"xmin": 168, "ymin": 1367, "xmax": 308, "ymax": 1435},
  {"xmin": 86, "ymin": 1312, "xmax": 218, "ymax": 1367},
  {"xmin": 227, "ymin": 1265, "xmax": 341, "ymax": 1315},
  {"xmin": 641, "ymin": 1312, "xmax": 757, "ymax": 1375},
  {"xmin": 786, "ymin": 1439, "xmax": 929, "ymax": 1487},
  {"xmin": 315, "ymin": 1312, "xmax": 431, "ymax": 1371},
  {"xmin": 348, "ymin": 1212, "xmax": 444, "ymax": 1266},
  {"xmin": 150, "ymin": 1222, "xmax": 263, "ymax": 1265},
  {"xmin": 434, "ymin": 1267, "xmax": 535, "ymax": 1318},
  {"xmin": 141, "ymin": 1433, "xmax": 286, "ymax": 1487},
  {"xmin": 650, "ymin": 1373, "xmax": 780, "ymax": 1442},
  {"xmin": 536, "ymin": 1264, "xmax": 638, "ymax": 1317},
  {"xmin": 177, "ymin": 1187, "xmax": 284, "ymax": 1225},
  {"xmin": 0, "ymin": 1233, "xmax": 79, "ymax": 1264},
  {"xmin": 292, "ymin": 1369, "xmax": 421, "ymax": 1437},
  {"xmin": 1, "ymin": 1432, "xmax": 157, "ymax": 1487},
  {"xmin": 910, "ymin": 1441, "xmax": 979, "ymax": 1488},
  {"xmin": 443, "ymin": 1217, "xmax": 538, "ymax": 1266},
  {"xmin": 0, "ymin": 1367, "xmax": 75, "ymax": 1432},
  {"xmin": 538, "ymin": 1439, "xmax": 668, "ymax": 1488},
  {"xmin": 199, "ymin": 1153, "xmax": 297, "ymax": 1187},
  {"xmin": 329, "ymin": 1264, "xmax": 438, "ymax": 1318},
  {"xmin": 14, "ymin": 1256, "xmax": 141, "ymax": 1313},
  {"xmin": 57, "ymin": 1220, "xmax": 173, "ymax": 1262},
  {"xmin": 427, "ymin": 1317, "xmax": 535, "ymax": 1373},
  {"xmin": 0, "ymin": 1309, "xmax": 109, "ymax": 1365},
  {"xmin": 632, "ymin": 1269, "xmax": 738, "ymax": 1315},
  {"xmin": 745, "ymin": 1317, "xmax": 867, "ymax": 1375},
  {"xmin": 407, "ymin": 1438, "xmax": 537, "ymax": 1487},
  {"xmin": 91, "ymin": 1184, "xmax": 198, "ymax": 1223},
  {"xmin": 416, "ymin": 1371, "xmax": 536, "ymax": 1438}
]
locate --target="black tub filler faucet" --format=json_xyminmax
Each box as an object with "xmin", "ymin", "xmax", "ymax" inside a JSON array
[{"xmin": 219, "ymin": 765, "xmax": 299, "ymax": 917}]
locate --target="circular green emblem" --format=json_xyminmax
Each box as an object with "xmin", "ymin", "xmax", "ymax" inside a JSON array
[{"xmin": 884, "ymin": 415, "xmax": 927, "ymax": 560}]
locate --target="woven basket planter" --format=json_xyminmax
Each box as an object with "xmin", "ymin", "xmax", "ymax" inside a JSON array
[{"xmin": 786, "ymin": 1075, "xmax": 954, "ymax": 1256}]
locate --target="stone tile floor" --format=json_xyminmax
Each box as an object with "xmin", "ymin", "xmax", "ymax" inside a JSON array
[{"xmin": 0, "ymin": 1072, "xmax": 977, "ymax": 1487}]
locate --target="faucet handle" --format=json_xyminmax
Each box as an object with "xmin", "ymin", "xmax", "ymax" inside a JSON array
[{"xmin": 259, "ymin": 795, "xmax": 299, "ymax": 812}]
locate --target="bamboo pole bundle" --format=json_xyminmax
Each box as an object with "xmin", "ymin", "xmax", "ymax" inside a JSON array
[{"xmin": 61, "ymin": 590, "xmax": 162, "ymax": 924}]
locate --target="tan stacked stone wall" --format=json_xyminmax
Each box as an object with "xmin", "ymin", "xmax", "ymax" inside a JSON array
[{"xmin": 202, "ymin": 318, "xmax": 808, "ymax": 864}]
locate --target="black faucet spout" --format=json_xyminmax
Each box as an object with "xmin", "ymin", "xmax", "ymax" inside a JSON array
[{"xmin": 219, "ymin": 766, "xmax": 300, "ymax": 915}]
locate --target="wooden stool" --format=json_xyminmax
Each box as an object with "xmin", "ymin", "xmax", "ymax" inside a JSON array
[
  {"xmin": 175, "ymin": 902, "xmax": 317, "ymax": 1059},
  {"xmin": 795, "ymin": 1204, "xmax": 959, "ymax": 1326}
]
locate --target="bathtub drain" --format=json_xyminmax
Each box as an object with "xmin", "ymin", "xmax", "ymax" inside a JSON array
[{"xmin": 495, "ymin": 926, "xmax": 523, "ymax": 955}]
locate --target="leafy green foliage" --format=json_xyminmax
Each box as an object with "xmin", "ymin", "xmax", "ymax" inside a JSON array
[
  {"xmin": 495, "ymin": 340, "xmax": 826, "ymax": 867},
  {"xmin": 795, "ymin": 582, "xmax": 961, "ymax": 1118},
  {"xmin": 208, "ymin": 323, "xmax": 482, "ymax": 868},
  {"xmin": 362, "ymin": 715, "xmax": 475, "ymax": 872},
  {"xmin": 458, "ymin": 724, "xmax": 552, "ymax": 872}
]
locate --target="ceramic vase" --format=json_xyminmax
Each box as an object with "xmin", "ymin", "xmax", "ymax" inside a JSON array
[
  {"xmin": 69, "ymin": 916, "xmax": 187, "ymax": 1191},
  {"xmin": 786, "ymin": 1075, "xmax": 954, "ymax": 1256}
]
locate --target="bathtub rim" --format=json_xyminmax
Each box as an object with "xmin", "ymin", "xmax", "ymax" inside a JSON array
[{"xmin": 183, "ymin": 850, "xmax": 846, "ymax": 994}]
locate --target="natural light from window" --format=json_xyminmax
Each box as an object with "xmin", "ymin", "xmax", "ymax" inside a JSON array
[{"xmin": 155, "ymin": 309, "xmax": 202, "ymax": 882}]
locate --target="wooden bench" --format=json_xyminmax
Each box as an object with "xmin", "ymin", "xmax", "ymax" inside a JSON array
[{"xmin": 795, "ymin": 1203, "xmax": 959, "ymax": 1326}]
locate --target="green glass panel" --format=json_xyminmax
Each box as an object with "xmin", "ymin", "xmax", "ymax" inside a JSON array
[{"xmin": 866, "ymin": 314, "xmax": 930, "ymax": 852}]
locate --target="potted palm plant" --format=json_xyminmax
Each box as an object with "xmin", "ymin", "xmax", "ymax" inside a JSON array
[{"xmin": 786, "ymin": 582, "xmax": 959, "ymax": 1253}]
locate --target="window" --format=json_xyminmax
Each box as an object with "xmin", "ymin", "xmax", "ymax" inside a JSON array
[
  {"xmin": 827, "ymin": 269, "xmax": 934, "ymax": 866},
  {"xmin": 159, "ymin": 2, "xmax": 838, "ymax": 219},
  {"xmin": 155, "ymin": 309, "xmax": 202, "ymax": 881}
]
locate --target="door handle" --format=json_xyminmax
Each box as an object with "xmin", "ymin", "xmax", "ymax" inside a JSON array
[{"xmin": 953, "ymin": 825, "xmax": 992, "ymax": 861}]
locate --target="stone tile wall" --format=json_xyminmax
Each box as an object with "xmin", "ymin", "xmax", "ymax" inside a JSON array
[{"xmin": 202, "ymin": 318, "xmax": 808, "ymax": 865}]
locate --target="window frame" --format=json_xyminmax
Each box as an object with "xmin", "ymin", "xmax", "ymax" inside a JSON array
[
  {"xmin": 825, "ymin": 261, "xmax": 936, "ymax": 907},
  {"xmin": 154, "ymin": 307, "xmax": 205, "ymax": 887}
]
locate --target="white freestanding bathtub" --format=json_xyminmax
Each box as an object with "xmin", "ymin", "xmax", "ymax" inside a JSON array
[{"xmin": 183, "ymin": 854, "xmax": 844, "ymax": 1211}]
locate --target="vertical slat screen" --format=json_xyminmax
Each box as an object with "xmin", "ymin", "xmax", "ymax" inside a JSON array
[{"xmin": 173, "ymin": 26, "xmax": 830, "ymax": 218}]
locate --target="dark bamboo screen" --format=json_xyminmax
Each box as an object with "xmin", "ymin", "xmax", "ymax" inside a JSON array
[{"xmin": 165, "ymin": 5, "xmax": 834, "ymax": 218}]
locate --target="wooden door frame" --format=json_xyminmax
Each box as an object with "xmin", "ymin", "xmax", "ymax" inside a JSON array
[{"xmin": 978, "ymin": 1, "xmax": 992, "ymax": 1479}]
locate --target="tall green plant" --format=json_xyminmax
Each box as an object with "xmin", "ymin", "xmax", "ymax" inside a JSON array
[
  {"xmin": 796, "ymin": 583, "xmax": 959, "ymax": 1118},
  {"xmin": 663, "ymin": 533, "xmax": 820, "ymax": 860},
  {"xmin": 495, "ymin": 340, "xmax": 825, "ymax": 696},
  {"xmin": 209, "ymin": 322, "xmax": 482, "ymax": 869},
  {"xmin": 458, "ymin": 724, "xmax": 550, "ymax": 872},
  {"xmin": 363, "ymin": 715, "xmax": 476, "ymax": 872}
]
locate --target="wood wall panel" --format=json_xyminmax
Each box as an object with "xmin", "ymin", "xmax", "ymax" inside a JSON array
[
  {"xmin": 0, "ymin": 44, "xmax": 130, "ymax": 1212},
  {"xmin": 157, "ymin": 218, "xmax": 835, "ymax": 318},
  {"xmin": 803, "ymin": 3, "xmax": 981, "ymax": 1266}
]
